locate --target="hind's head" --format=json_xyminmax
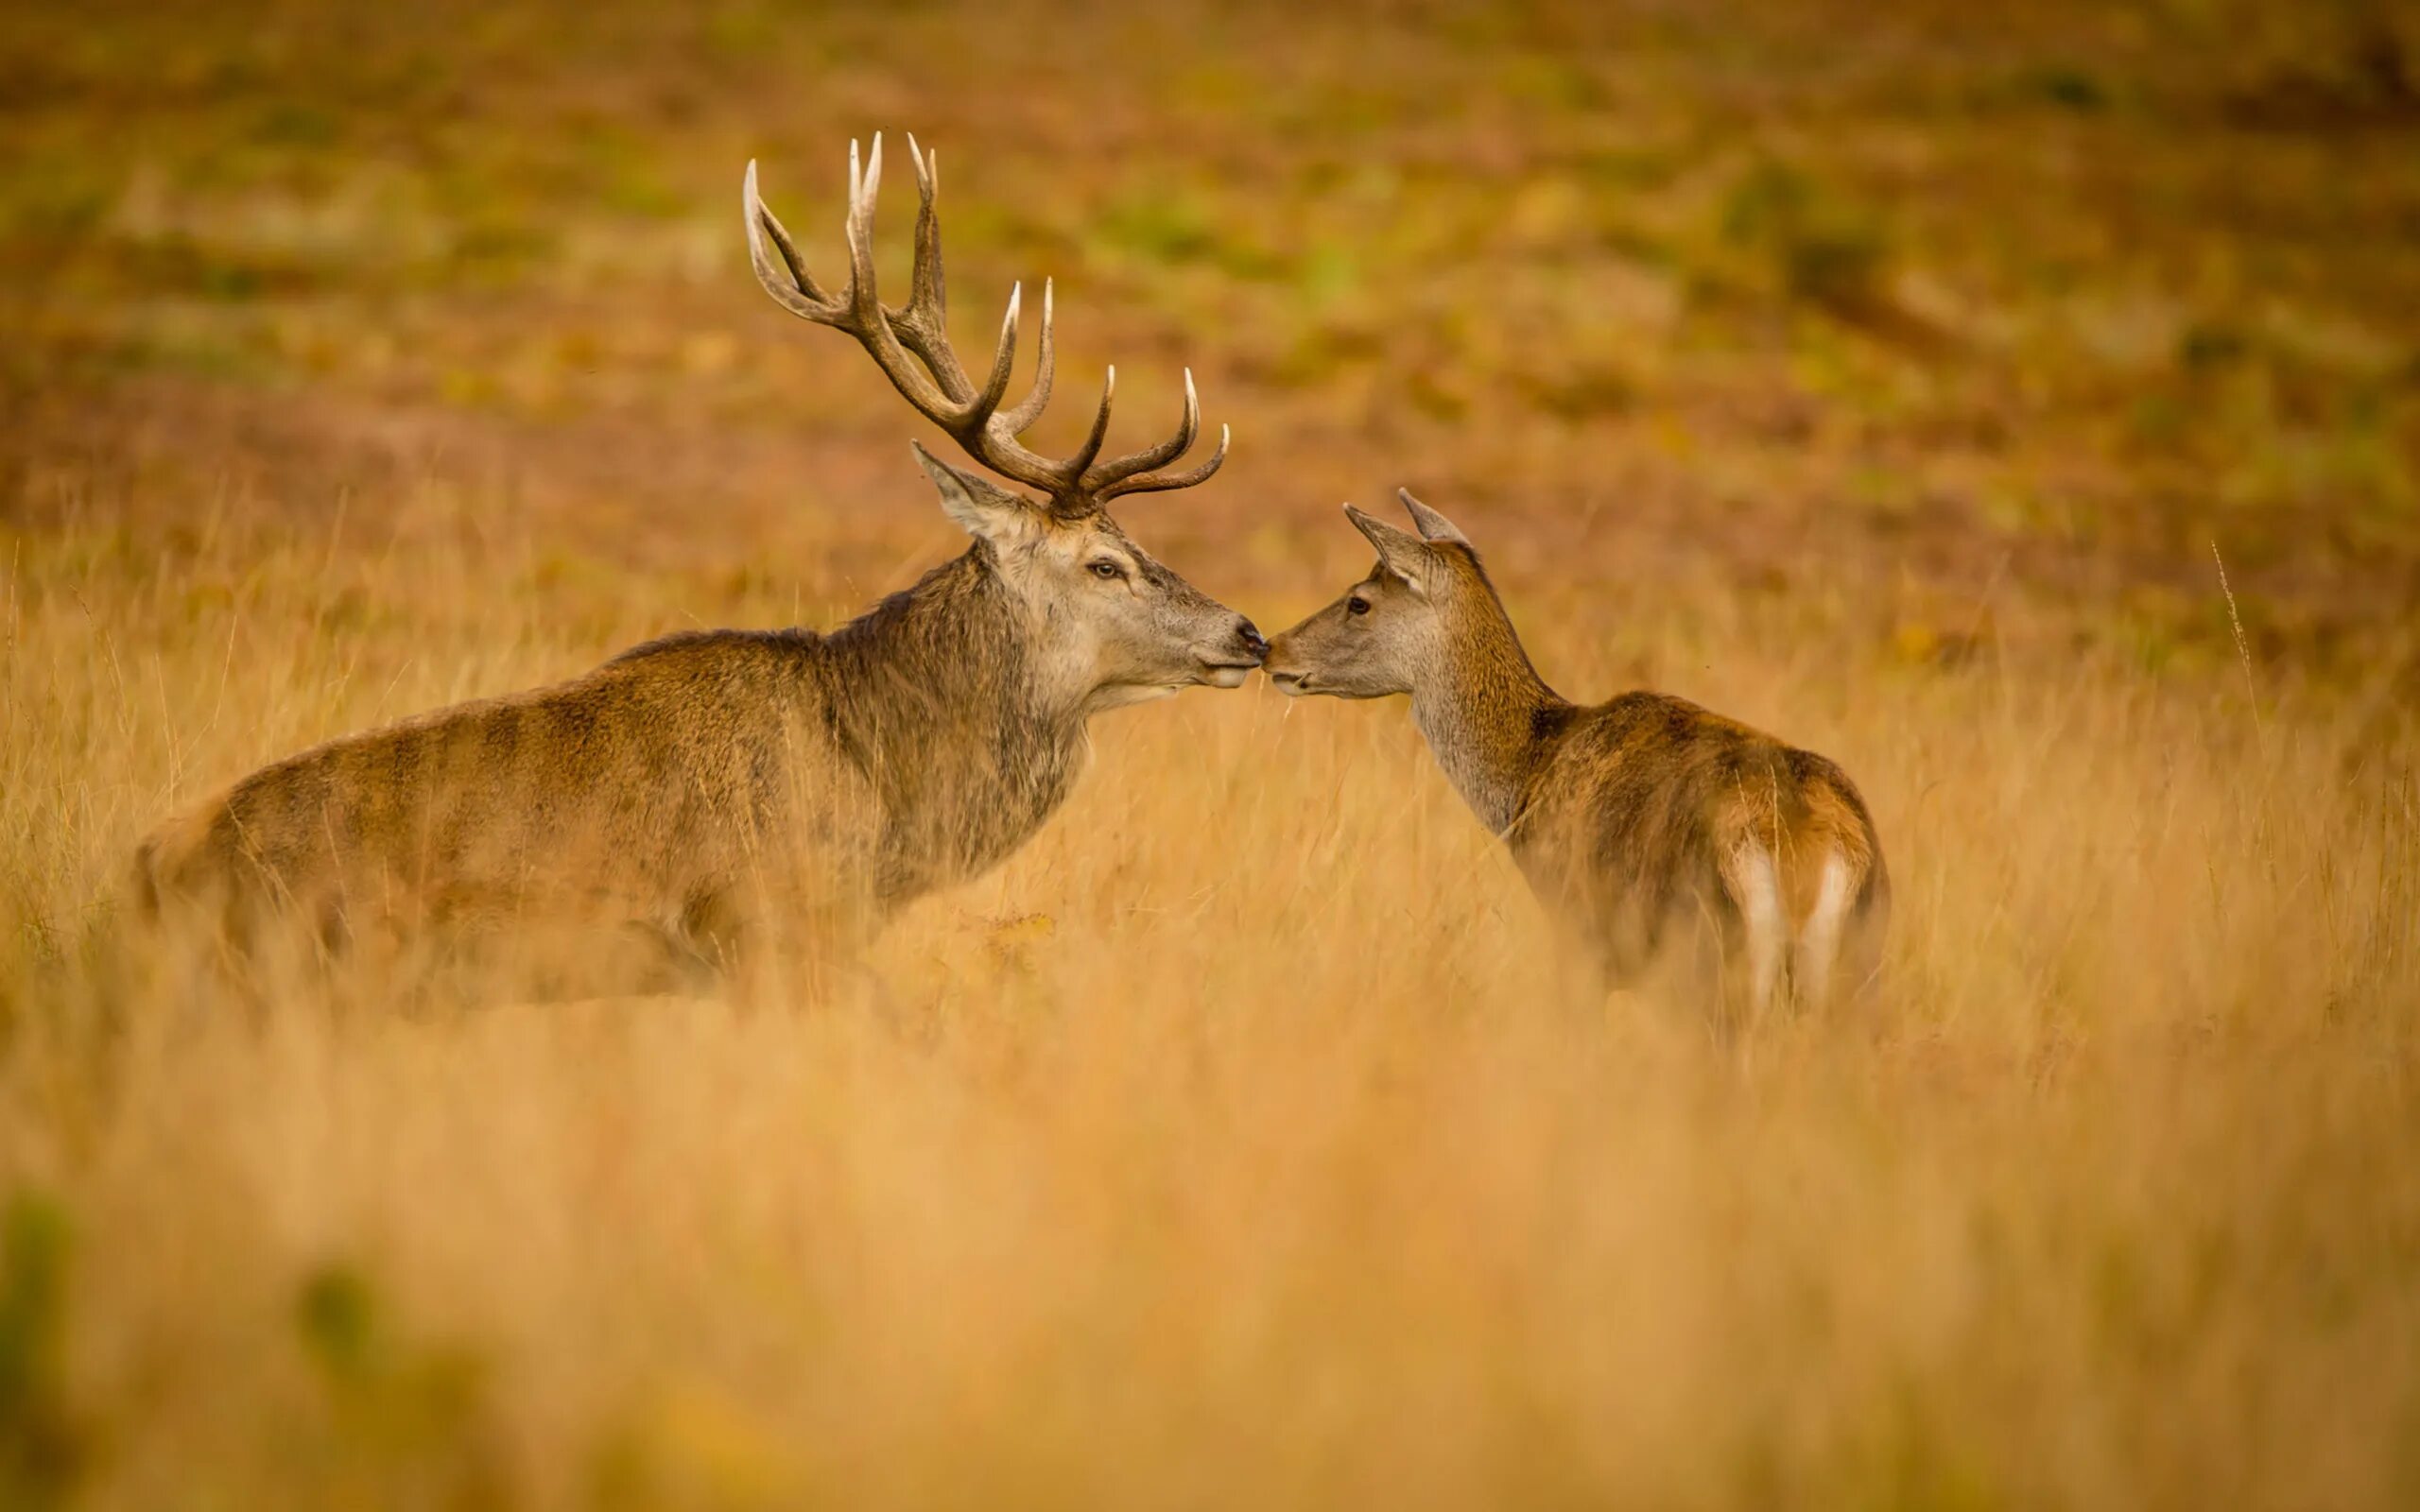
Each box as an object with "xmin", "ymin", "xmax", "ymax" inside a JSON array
[{"xmin": 1264, "ymin": 490, "xmax": 1495, "ymax": 701}]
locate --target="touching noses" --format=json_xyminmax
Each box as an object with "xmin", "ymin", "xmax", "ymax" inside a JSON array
[{"xmin": 1235, "ymin": 617, "xmax": 1269, "ymax": 664}]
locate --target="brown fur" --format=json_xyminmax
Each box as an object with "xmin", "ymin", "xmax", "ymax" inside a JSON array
[
  {"xmin": 1513, "ymin": 693, "xmax": 1888, "ymax": 996},
  {"xmin": 1265, "ymin": 494, "xmax": 1888, "ymax": 1016},
  {"xmin": 137, "ymin": 556, "xmax": 1015, "ymax": 969},
  {"xmin": 140, "ymin": 529, "xmax": 1255, "ymax": 981}
]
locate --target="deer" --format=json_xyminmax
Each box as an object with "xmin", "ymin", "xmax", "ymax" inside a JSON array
[
  {"xmin": 133, "ymin": 134, "xmax": 1267, "ymax": 988},
  {"xmin": 1262, "ymin": 493, "xmax": 1887, "ymax": 1025}
]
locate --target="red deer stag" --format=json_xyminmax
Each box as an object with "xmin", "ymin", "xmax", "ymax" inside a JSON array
[{"xmin": 137, "ymin": 134, "xmax": 1263, "ymax": 987}]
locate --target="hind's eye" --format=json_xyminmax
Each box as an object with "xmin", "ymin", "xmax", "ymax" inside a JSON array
[
  {"xmin": 1347, "ymin": 596, "xmax": 1371, "ymax": 616},
  {"xmin": 1089, "ymin": 560, "xmax": 1124, "ymax": 580}
]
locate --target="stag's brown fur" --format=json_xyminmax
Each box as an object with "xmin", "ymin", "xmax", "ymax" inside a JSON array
[
  {"xmin": 139, "ymin": 549, "xmax": 1070, "ymax": 964},
  {"xmin": 1265, "ymin": 494, "xmax": 1887, "ymax": 1019},
  {"xmin": 135, "ymin": 136, "xmax": 1263, "ymax": 979}
]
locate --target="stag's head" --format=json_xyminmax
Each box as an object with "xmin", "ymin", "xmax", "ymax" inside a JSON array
[
  {"xmin": 746, "ymin": 137, "xmax": 1265, "ymax": 708},
  {"xmin": 1263, "ymin": 491, "xmax": 1488, "ymax": 700}
]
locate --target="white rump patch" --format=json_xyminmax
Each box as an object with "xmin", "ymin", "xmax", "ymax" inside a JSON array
[
  {"xmin": 1793, "ymin": 852, "xmax": 1858, "ymax": 1009},
  {"xmin": 1728, "ymin": 843, "xmax": 1786, "ymax": 1020}
]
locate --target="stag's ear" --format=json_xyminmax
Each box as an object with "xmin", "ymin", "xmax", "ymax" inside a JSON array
[
  {"xmin": 1398, "ymin": 489, "xmax": 1469, "ymax": 547},
  {"xmin": 912, "ymin": 441, "xmax": 1040, "ymax": 547},
  {"xmin": 1344, "ymin": 503, "xmax": 1433, "ymax": 595}
]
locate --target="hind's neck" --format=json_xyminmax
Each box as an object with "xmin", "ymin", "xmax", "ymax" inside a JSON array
[{"xmin": 1410, "ymin": 591, "xmax": 1566, "ymax": 836}]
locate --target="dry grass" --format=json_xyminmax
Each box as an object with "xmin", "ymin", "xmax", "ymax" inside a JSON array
[
  {"xmin": 4, "ymin": 519, "xmax": 2415, "ymax": 1508},
  {"xmin": 7, "ymin": 0, "xmax": 2420, "ymax": 1505}
]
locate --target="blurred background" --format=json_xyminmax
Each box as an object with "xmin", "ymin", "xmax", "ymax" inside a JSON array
[
  {"xmin": 5, "ymin": 3, "xmax": 2419, "ymax": 1509},
  {"xmin": 7, "ymin": 0, "xmax": 2416, "ymax": 662}
]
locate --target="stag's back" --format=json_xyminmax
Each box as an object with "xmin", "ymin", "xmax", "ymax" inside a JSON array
[{"xmin": 134, "ymin": 629, "xmax": 870, "ymax": 957}]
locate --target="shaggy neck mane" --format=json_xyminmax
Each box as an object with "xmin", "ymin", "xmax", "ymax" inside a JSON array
[
  {"xmin": 813, "ymin": 544, "xmax": 1090, "ymax": 899},
  {"xmin": 822, "ymin": 544, "xmax": 1048, "ymax": 705}
]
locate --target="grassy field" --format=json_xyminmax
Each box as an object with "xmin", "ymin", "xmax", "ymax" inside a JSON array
[{"xmin": 5, "ymin": 0, "xmax": 2420, "ymax": 1505}]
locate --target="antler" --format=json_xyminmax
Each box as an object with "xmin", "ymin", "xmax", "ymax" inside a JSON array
[{"xmin": 744, "ymin": 134, "xmax": 1229, "ymax": 511}]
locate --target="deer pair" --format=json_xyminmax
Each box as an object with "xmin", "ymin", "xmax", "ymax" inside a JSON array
[{"xmin": 136, "ymin": 137, "xmax": 1885, "ymax": 1021}]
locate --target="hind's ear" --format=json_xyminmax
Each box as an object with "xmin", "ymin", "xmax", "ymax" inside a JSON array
[
  {"xmin": 1344, "ymin": 503, "xmax": 1433, "ymax": 595},
  {"xmin": 1398, "ymin": 489, "xmax": 1469, "ymax": 547},
  {"xmin": 912, "ymin": 441, "xmax": 1042, "ymax": 548}
]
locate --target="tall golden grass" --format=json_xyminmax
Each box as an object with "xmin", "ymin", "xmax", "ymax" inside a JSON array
[
  {"xmin": 3, "ymin": 511, "xmax": 2414, "ymax": 1508},
  {"xmin": 8, "ymin": 0, "xmax": 2420, "ymax": 1498}
]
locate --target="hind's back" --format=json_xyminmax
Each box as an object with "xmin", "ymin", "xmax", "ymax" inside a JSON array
[{"xmin": 1516, "ymin": 691, "xmax": 1887, "ymax": 1008}]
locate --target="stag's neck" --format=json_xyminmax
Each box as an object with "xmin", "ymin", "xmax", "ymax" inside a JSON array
[
  {"xmin": 828, "ymin": 546, "xmax": 1080, "ymax": 717},
  {"xmin": 1410, "ymin": 597, "xmax": 1566, "ymax": 837},
  {"xmin": 819, "ymin": 547, "xmax": 1093, "ymax": 888}
]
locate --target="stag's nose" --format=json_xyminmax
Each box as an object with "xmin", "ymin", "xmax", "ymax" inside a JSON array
[{"xmin": 1234, "ymin": 617, "xmax": 1269, "ymax": 663}]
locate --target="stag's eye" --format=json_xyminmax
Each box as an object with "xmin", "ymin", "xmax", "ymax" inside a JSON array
[
  {"xmin": 1088, "ymin": 559, "xmax": 1126, "ymax": 581},
  {"xmin": 1346, "ymin": 596, "xmax": 1371, "ymax": 616}
]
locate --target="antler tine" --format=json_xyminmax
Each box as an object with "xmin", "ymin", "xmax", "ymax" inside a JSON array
[
  {"xmin": 904, "ymin": 135, "xmax": 947, "ymax": 327},
  {"xmin": 743, "ymin": 160, "xmax": 838, "ymax": 320},
  {"xmin": 885, "ymin": 133, "xmax": 977, "ymax": 404},
  {"xmin": 842, "ymin": 134, "xmax": 881, "ymax": 318},
  {"xmin": 1069, "ymin": 364, "xmax": 1116, "ymax": 476},
  {"xmin": 1098, "ymin": 422, "xmax": 1230, "ymax": 500},
  {"xmin": 1085, "ymin": 368, "xmax": 1201, "ymax": 490},
  {"xmin": 969, "ymin": 282, "xmax": 1022, "ymax": 421},
  {"xmin": 995, "ymin": 278, "xmax": 1057, "ymax": 437}
]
